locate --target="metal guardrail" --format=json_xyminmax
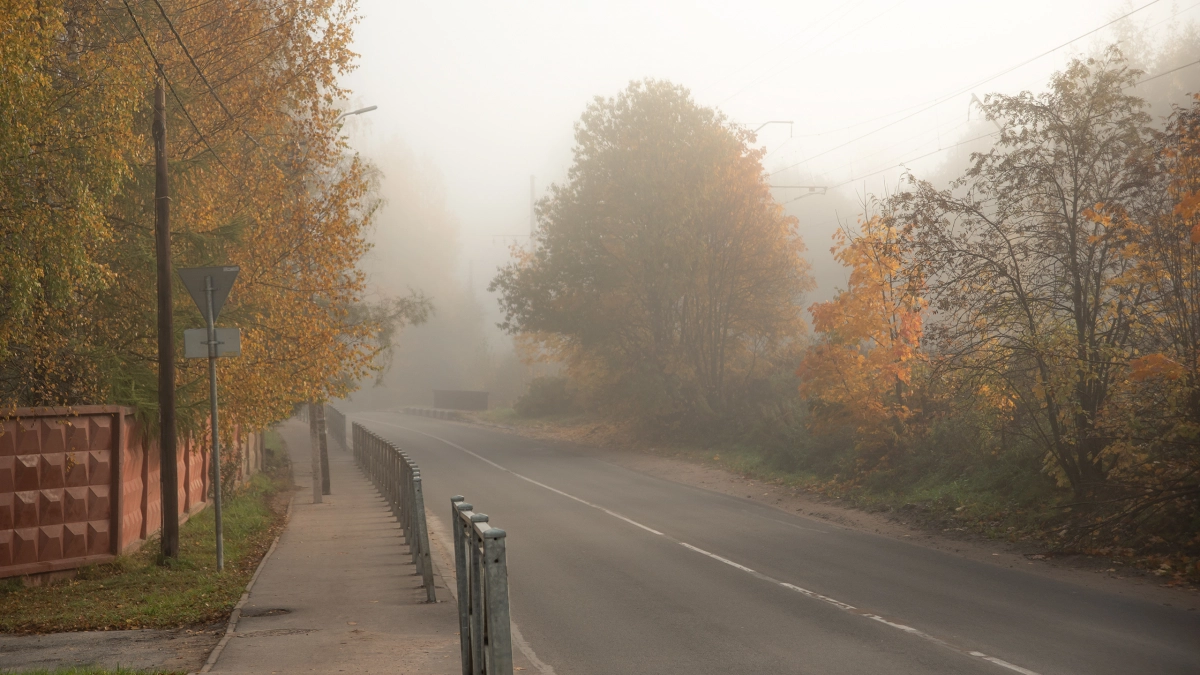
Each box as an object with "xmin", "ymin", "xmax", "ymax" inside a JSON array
[
  {"xmin": 352, "ymin": 422, "xmax": 436, "ymax": 601},
  {"xmin": 325, "ymin": 404, "xmax": 347, "ymax": 450},
  {"xmin": 452, "ymin": 496, "xmax": 513, "ymax": 675}
]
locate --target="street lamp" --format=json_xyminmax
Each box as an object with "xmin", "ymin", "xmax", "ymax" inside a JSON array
[{"xmin": 336, "ymin": 105, "xmax": 377, "ymax": 124}]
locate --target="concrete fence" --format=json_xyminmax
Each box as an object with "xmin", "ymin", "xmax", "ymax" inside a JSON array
[
  {"xmin": 352, "ymin": 422, "xmax": 436, "ymax": 601},
  {"xmin": 0, "ymin": 406, "xmax": 263, "ymax": 580},
  {"xmin": 451, "ymin": 495, "xmax": 513, "ymax": 675}
]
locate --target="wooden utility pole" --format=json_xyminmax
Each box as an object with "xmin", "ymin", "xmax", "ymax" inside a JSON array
[
  {"xmin": 308, "ymin": 403, "xmax": 324, "ymax": 504},
  {"xmin": 154, "ymin": 76, "xmax": 180, "ymax": 560}
]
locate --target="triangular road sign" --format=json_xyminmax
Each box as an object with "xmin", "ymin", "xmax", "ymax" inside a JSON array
[{"xmin": 177, "ymin": 266, "xmax": 240, "ymax": 322}]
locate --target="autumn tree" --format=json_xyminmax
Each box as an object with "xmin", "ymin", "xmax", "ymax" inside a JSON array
[
  {"xmin": 491, "ymin": 80, "xmax": 812, "ymax": 425},
  {"xmin": 797, "ymin": 214, "xmax": 925, "ymax": 468},
  {"xmin": 0, "ymin": 1, "xmax": 412, "ymax": 451},
  {"xmin": 898, "ymin": 49, "xmax": 1155, "ymax": 499},
  {"xmin": 0, "ymin": 1, "xmax": 142, "ymax": 406},
  {"xmin": 1095, "ymin": 95, "xmax": 1200, "ymax": 535}
]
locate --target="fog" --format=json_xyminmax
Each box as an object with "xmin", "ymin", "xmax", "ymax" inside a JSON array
[{"xmin": 337, "ymin": 0, "xmax": 1199, "ymax": 406}]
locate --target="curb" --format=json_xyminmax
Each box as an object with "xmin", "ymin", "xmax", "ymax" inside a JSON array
[{"xmin": 195, "ymin": 493, "xmax": 294, "ymax": 674}]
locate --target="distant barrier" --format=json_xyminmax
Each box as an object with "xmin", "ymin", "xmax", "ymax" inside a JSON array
[
  {"xmin": 352, "ymin": 422, "xmax": 436, "ymax": 601},
  {"xmin": 452, "ymin": 495, "xmax": 512, "ymax": 675},
  {"xmin": 402, "ymin": 406, "xmax": 463, "ymax": 420},
  {"xmin": 324, "ymin": 405, "xmax": 347, "ymax": 451}
]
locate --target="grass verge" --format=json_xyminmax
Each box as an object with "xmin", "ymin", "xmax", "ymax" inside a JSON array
[{"xmin": 0, "ymin": 466, "xmax": 289, "ymax": 634}]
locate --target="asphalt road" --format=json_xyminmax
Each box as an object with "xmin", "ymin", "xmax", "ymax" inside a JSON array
[{"xmin": 352, "ymin": 411, "xmax": 1200, "ymax": 675}]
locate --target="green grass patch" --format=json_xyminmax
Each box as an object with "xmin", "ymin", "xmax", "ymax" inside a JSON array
[
  {"xmin": 0, "ymin": 662, "xmax": 184, "ymax": 667},
  {"xmin": 0, "ymin": 469, "xmax": 288, "ymax": 634}
]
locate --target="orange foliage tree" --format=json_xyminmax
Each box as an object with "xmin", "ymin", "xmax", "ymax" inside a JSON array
[
  {"xmin": 1096, "ymin": 95, "xmax": 1200, "ymax": 535},
  {"xmin": 798, "ymin": 215, "xmax": 926, "ymax": 469}
]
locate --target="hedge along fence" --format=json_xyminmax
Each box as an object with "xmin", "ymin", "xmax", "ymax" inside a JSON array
[{"xmin": 0, "ymin": 405, "xmax": 264, "ymax": 580}]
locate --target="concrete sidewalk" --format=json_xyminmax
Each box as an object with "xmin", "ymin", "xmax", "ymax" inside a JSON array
[{"xmin": 207, "ymin": 419, "xmax": 460, "ymax": 674}]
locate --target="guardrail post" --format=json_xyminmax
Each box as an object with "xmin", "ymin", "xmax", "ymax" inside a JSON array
[
  {"xmin": 469, "ymin": 513, "xmax": 489, "ymax": 675},
  {"xmin": 452, "ymin": 497, "xmax": 512, "ymax": 675},
  {"xmin": 413, "ymin": 474, "xmax": 436, "ymax": 602},
  {"xmin": 453, "ymin": 498, "xmax": 472, "ymax": 675},
  {"xmin": 482, "ymin": 527, "xmax": 513, "ymax": 674}
]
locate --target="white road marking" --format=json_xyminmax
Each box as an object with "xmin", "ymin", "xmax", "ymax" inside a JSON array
[
  {"xmin": 361, "ymin": 414, "xmax": 1045, "ymax": 675},
  {"xmin": 511, "ymin": 620, "xmax": 558, "ymax": 675},
  {"xmin": 363, "ymin": 416, "xmax": 664, "ymax": 536}
]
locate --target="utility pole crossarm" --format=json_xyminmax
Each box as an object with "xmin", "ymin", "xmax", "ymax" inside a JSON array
[{"xmin": 753, "ymin": 120, "xmax": 794, "ymax": 136}]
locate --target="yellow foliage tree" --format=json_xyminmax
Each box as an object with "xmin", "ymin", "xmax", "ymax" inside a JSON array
[{"xmin": 1, "ymin": 1, "xmax": 402, "ymax": 454}]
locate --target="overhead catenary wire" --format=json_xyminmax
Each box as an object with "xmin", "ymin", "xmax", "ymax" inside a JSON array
[
  {"xmin": 1132, "ymin": 56, "xmax": 1200, "ymax": 85},
  {"xmin": 820, "ymin": 57, "xmax": 1198, "ymax": 191},
  {"xmin": 772, "ymin": 0, "xmax": 1199, "ymax": 143},
  {"xmin": 768, "ymin": 0, "xmax": 1166, "ymax": 177}
]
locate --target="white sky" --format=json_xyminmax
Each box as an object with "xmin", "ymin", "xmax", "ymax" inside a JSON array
[{"xmin": 341, "ymin": 0, "xmax": 1198, "ymax": 306}]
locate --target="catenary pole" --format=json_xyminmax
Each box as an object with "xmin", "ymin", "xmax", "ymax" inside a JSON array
[{"xmin": 154, "ymin": 75, "xmax": 180, "ymax": 561}]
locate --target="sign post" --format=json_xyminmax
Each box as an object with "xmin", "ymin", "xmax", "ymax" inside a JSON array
[{"xmin": 178, "ymin": 266, "xmax": 240, "ymax": 572}]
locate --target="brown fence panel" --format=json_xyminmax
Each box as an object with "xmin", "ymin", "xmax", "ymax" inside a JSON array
[
  {"xmin": 0, "ymin": 403, "xmax": 264, "ymax": 578},
  {"xmin": 0, "ymin": 408, "xmax": 119, "ymax": 577},
  {"xmin": 1, "ymin": 406, "xmax": 271, "ymax": 579},
  {"xmin": 117, "ymin": 411, "xmax": 145, "ymax": 553}
]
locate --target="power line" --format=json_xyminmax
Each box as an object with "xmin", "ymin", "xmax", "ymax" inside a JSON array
[
  {"xmin": 150, "ymin": 0, "xmax": 260, "ymax": 148},
  {"xmin": 1132, "ymin": 56, "xmax": 1200, "ymax": 85},
  {"xmin": 120, "ymin": 0, "xmax": 232, "ymax": 175},
  {"xmin": 829, "ymin": 131, "xmax": 1000, "ymax": 189},
  {"xmin": 821, "ymin": 118, "xmax": 972, "ymax": 178},
  {"xmin": 769, "ymin": 0, "xmax": 1165, "ymax": 176}
]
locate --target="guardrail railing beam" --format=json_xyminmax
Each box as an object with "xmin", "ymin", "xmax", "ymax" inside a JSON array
[{"xmin": 350, "ymin": 422, "xmax": 436, "ymax": 602}]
